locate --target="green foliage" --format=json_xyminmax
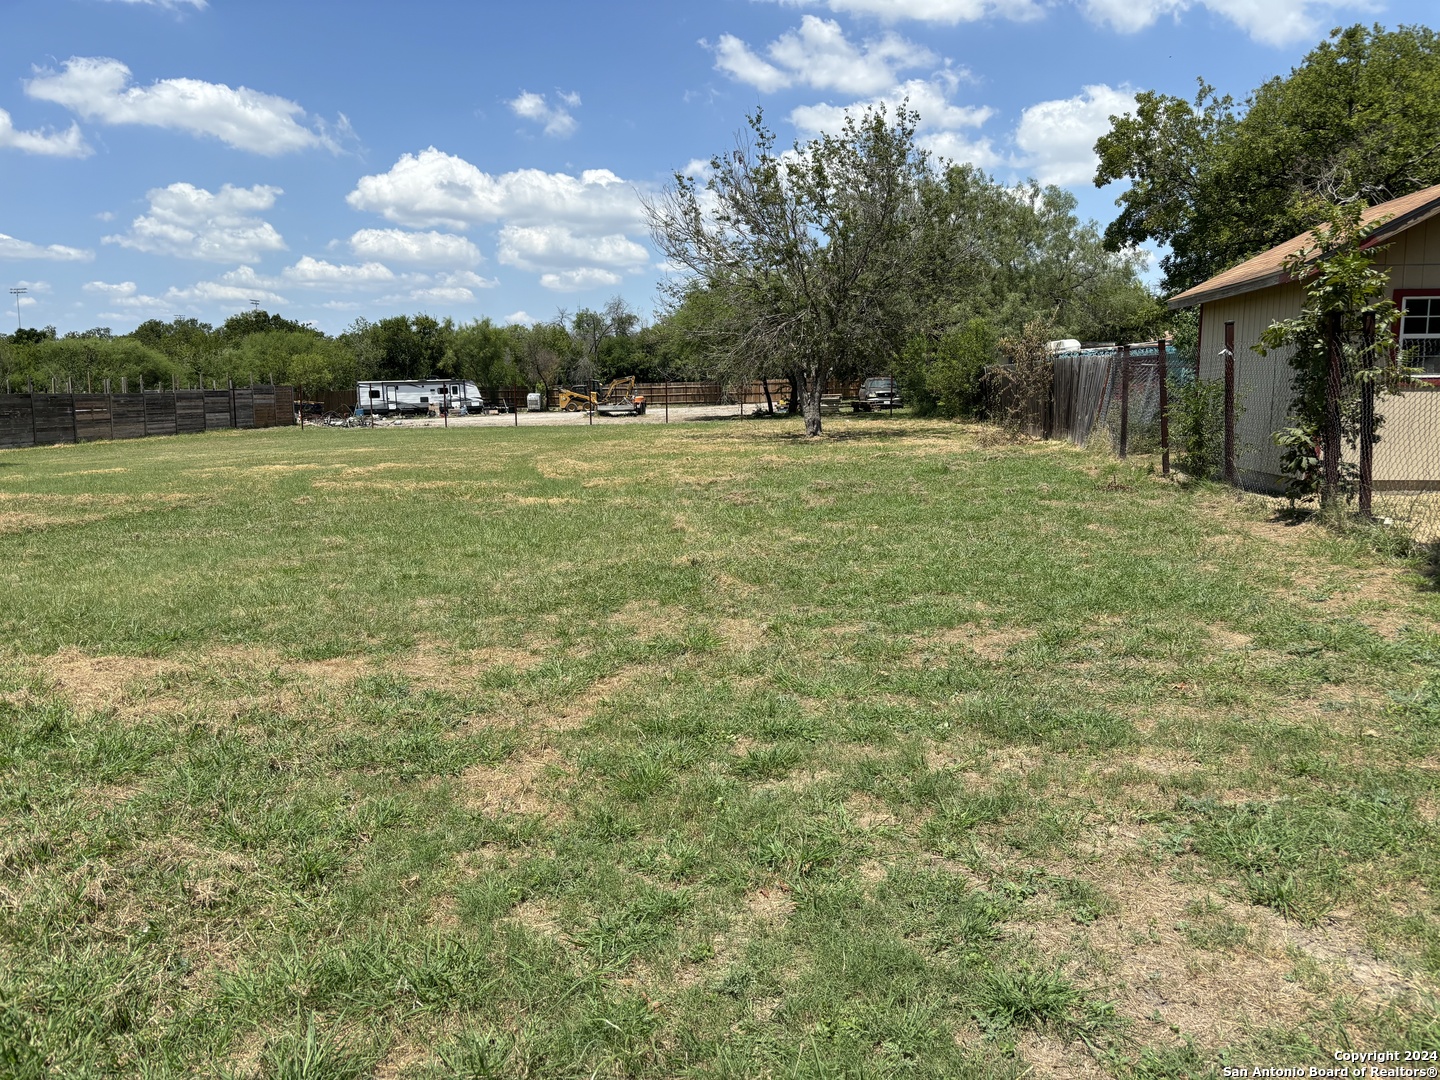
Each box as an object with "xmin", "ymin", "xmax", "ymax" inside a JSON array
[
  {"xmin": 1096, "ymin": 24, "xmax": 1440, "ymax": 293},
  {"xmin": 991, "ymin": 317, "xmax": 1054, "ymax": 439},
  {"xmin": 1169, "ymin": 375, "xmax": 1228, "ymax": 481},
  {"xmin": 899, "ymin": 319, "xmax": 997, "ymax": 418},
  {"xmin": 649, "ymin": 104, "xmax": 930, "ymax": 433},
  {"xmin": 971, "ymin": 966, "xmax": 1083, "ymax": 1031},
  {"xmin": 1257, "ymin": 201, "xmax": 1404, "ymax": 506}
]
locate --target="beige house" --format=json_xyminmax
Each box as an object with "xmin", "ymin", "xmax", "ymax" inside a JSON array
[{"xmin": 1167, "ymin": 184, "xmax": 1440, "ymax": 492}]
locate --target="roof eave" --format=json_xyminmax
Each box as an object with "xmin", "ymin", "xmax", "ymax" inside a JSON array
[
  {"xmin": 1166, "ymin": 271, "xmax": 1291, "ymax": 310},
  {"xmin": 1164, "ymin": 192, "xmax": 1440, "ymax": 312}
]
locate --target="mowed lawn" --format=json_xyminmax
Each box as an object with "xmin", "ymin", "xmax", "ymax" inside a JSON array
[{"xmin": 1, "ymin": 416, "xmax": 1438, "ymax": 1079}]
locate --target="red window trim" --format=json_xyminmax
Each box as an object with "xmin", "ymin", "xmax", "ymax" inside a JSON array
[{"xmin": 1391, "ymin": 288, "xmax": 1440, "ymax": 385}]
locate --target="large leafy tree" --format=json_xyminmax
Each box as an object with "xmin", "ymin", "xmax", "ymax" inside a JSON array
[
  {"xmin": 1095, "ymin": 23, "xmax": 1440, "ymax": 294},
  {"xmin": 647, "ymin": 105, "xmax": 927, "ymax": 436}
]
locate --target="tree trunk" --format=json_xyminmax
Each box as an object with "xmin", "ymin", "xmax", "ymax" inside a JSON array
[
  {"xmin": 786, "ymin": 374, "xmax": 800, "ymax": 415},
  {"xmin": 799, "ymin": 364, "xmax": 824, "ymax": 436}
]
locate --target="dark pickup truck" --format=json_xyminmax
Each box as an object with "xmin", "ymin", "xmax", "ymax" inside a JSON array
[{"xmin": 852, "ymin": 376, "xmax": 901, "ymax": 411}]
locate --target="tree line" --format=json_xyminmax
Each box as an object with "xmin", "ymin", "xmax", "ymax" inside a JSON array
[{"xmin": 0, "ymin": 299, "xmax": 697, "ymax": 399}]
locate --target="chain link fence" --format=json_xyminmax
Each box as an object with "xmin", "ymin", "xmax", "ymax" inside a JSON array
[{"xmin": 1212, "ymin": 328, "xmax": 1440, "ymax": 543}]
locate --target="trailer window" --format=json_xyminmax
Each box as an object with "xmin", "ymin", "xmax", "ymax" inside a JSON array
[
  {"xmin": 419, "ymin": 396, "xmax": 429, "ymax": 404},
  {"xmin": 368, "ymin": 389, "xmax": 380, "ymax": 399},
  {"xmin": 451, "ymin": 385, "xmax": 459, "ymax": 394}
]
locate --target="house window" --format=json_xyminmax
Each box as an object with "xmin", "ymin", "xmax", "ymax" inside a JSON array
[{"xmin": 1399, "ymin": 295, "xmax": 1440, "ymax": 377}]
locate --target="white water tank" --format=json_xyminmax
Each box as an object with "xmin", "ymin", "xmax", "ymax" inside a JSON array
[{"xmin": 526, "ymin": 392, "xmax": 543, "ymax": 411}]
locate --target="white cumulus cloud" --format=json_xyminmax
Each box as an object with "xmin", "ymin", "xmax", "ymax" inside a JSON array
[
  {"xmin": 789, "ymin": 76, "xmax": 992, "ymax": 137},
  {"xmin": 1013, "ymin": 83, "xmax": 1136, "ymax": 185},
  {"xmin": 100, "ymin": 0, "xmax": 207, "ymax": 8},
  {"xmin": 0, "ymin": 234, "xmax": 94, "ymax": 262},
  {"xmin": 497, "ymin": 225, "xmax": 649, "ymax": 274},
  {"xmin": 0, "ymin": 108, "xmax": 91, "ymax": 157},
  {"xmin": 348, "ymin": 148, "xmax": 652, "ymax": 292},
  {"xmin": 765, "ymin": 0, "xmax": 1043, "ymax": 24},
  {"xmin": 25, "ymin": 56, "xmax": 339, "ymax": 155},
  {"xmin": 105, "ymin": 182, "xmax": 287, "ymax": 263},
  {"xmin": 165, "ymin": 279, "xmax": 287, "ymax": 307},
  {"xmin": 508, "ymin": 90, "xmax": 579, "ymax": 137},
  {"xmin": 1078, "ymin": 0, "xmax": 1353, "ymax": 45},
  {"xmin": 83, "ymin": 279, "xmax": 165, "ymax": 311},
  {"xmin": 711, "ymin": 16, "xmax": 936, "ymax": 95},
  {"xmin": 539, "ymin": 268, "xmax": 624, "ymax": 292},
  {"xmin": 348, "ymin": 228, "xmax": 480, "ymax": 267},
  {"xmin": 280, "ymin": 257, "xmax": 395, "ymax": 287}
]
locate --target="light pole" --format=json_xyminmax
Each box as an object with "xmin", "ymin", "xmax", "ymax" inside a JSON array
[{"xmin": 9, "ymin": 287, "xmax": 26, "ymax": 331}]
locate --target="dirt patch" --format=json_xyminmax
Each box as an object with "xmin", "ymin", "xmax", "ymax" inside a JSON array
[
  {"xmin": 608, "ymin": 601, "xmax": 689, "ymax": 638},
  {"xmin": 743, "ymin": 885, "xmax": 796, "ymax": 924},
  {"xmin": 1024, "ymin": 861, "xmax": 1430, "ymax": 1049},
  {"xmin": 716, "ymin": 617, "xmax": 767, "ymax": 651},
  {"xmin": 1208, "ymin": 625, "xmax": 1254, "ymax": 650},
  {"xmin": 292, "ymin": 656, "xmax": 370, "ymax": 684},
  {"xmin": 460, "ymin": 746, "xmax": 568, "ymax": 819},
  {"xmin": 537, "ymin": 457, "xmax": 604, "ymax": 479},
  {"xmin": 1015, "ymin": 1033, "xmax": 1111, "ymax": 1079},
  {"xmin": 845, "ymin": 792, "xmax": 902, "ymax": 832},
  {"xmin": 507, "ymin": 898, "xmax": 564, "ymax": 938},
  {"xmin": 41, "ymin": 648, "xmax": 176, "ymax": 712},
  {"xmin": 915, "ymin": 625, "xmax": 1038, "ymax": 662}
]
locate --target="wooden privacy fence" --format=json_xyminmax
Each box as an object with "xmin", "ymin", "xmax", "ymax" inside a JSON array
[
  {"xmin": 988, "ymin": 341, "xmax": 1181, "ymax": 468},
  {"xmin": 0, "ymin": 385, "xmax": 295, "ymax": 450}
]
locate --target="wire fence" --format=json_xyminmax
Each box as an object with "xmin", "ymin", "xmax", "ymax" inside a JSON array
[
  {"xmin": 989, "ymin": 334, "xmax": 1440, "ymax": 544},
  {"xmin": 1214, "ymin": 328, "xmax": 1440, "ymax": 543}
]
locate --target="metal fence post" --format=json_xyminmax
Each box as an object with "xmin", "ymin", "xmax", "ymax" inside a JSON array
[
  {"xmin": 1322, "ymin": 312, "xmax": 1343, "ymax": 509},
  {"xmin": 1158, "ymin": 337, "xmax": 1170, "ymax": 476},
  {"xmin": 1358, "ymin": 311, "xmax": 1376, "ymax": 518},
  {"xmin": 1118, "ymin": 344, "xmax": 1131, "ymax": 458},
  {"xmin": 1223, "ymin": 322, "xmax": 1237, "ymax": 486}
]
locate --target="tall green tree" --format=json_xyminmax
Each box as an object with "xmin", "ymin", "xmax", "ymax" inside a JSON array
[
  {"xmin": 1095, "ymin": 23, "xmax": 1440, "ymax": 293},
  {"xmin": 648, "ymin": 105, "xmax": 927, "ymax": 435}
]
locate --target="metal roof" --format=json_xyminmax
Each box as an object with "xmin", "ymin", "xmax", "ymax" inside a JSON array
[{"xmin": 1166, "ymin": 183, "xmax": 1440, "ymax": 310}]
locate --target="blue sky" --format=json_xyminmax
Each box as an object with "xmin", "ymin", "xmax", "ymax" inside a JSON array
[{"xmin": 0, "ymin": 0, "xmax": 1431, "ymax": 336}]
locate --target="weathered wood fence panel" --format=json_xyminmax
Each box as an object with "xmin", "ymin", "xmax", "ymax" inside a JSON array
[
  {"xmin": 111, "ymin": 395, "xmax": 148, "ymax": 440},
  {"xmin": 73, "ymin": 395, "xmax": 113, "ymax": 442},
  {"xmin": 233, "ymin": 390, "xmax": 255, "ymax": 429},
  {"xmin": 0, "ymin": 395, "xmax": 36, "ymax": 449},
  {"xmin": 0, "ymin": 385, "xmax": 296, "ymax": 450},
  {"xmin": 32, "ymin": 395, "xmax": 77, "ymax": 445},
  {"xmin": 145, "ymin": 393, "xmax": 178, "ymax": 437},
  {"xmin": 175, "ymin": 392, "xmax": 207, "ymax": 435},
  {"xmin": 204, "ymin": 390, "xmax": 233, "ymax": 429}
]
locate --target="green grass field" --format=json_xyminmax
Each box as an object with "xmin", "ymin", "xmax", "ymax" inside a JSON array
[{"xmin": 2, "ymin": 415, "xmax": 1438, "ymax": 1078}]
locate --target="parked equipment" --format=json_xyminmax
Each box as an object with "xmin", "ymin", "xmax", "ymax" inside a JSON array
[{"xmin": 595, "ymin": 376, "xmax": 647, "ymax": 417}]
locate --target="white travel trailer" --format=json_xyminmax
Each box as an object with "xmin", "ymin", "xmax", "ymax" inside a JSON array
[{"xmin": 356, "ymin": 379, "xmax": 486, "ymax": 416}]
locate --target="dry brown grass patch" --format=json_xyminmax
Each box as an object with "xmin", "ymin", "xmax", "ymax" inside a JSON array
[
  {"xmin": 460, "ymin": 746, "xmax": 569, "ymax": 819},
  {"xmin": 41, "ymin": 647, "xmax": 176, "ymax": 712},
  {"xmin": 915, "ymin": 624, "xmax": 1038, "ymax": 662}
]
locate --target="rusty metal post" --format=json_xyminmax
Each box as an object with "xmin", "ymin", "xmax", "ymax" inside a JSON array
[
  {"xmin": 1358, "ymin": 311, "xmax": 1376, "ymax": 518},
  {"xmin": 1118, "ymin": 344, "xmax": 1131, "ymax": 458},
  {"xmin": 1223, "ymin": 322, "xmax": 1237, "ymax": 485},
  {"xmin": 1323, "ymin": 311, "xmax": 1343, "ymax": 509},
  {"xmin": 1158, "ymin": 337, "xmax": 1170, "ymax": 476}
]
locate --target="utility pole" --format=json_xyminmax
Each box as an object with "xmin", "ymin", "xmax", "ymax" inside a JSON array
[{"xmin": 9, "ymin": 287, "xmax": 26, "ymax": 331}]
